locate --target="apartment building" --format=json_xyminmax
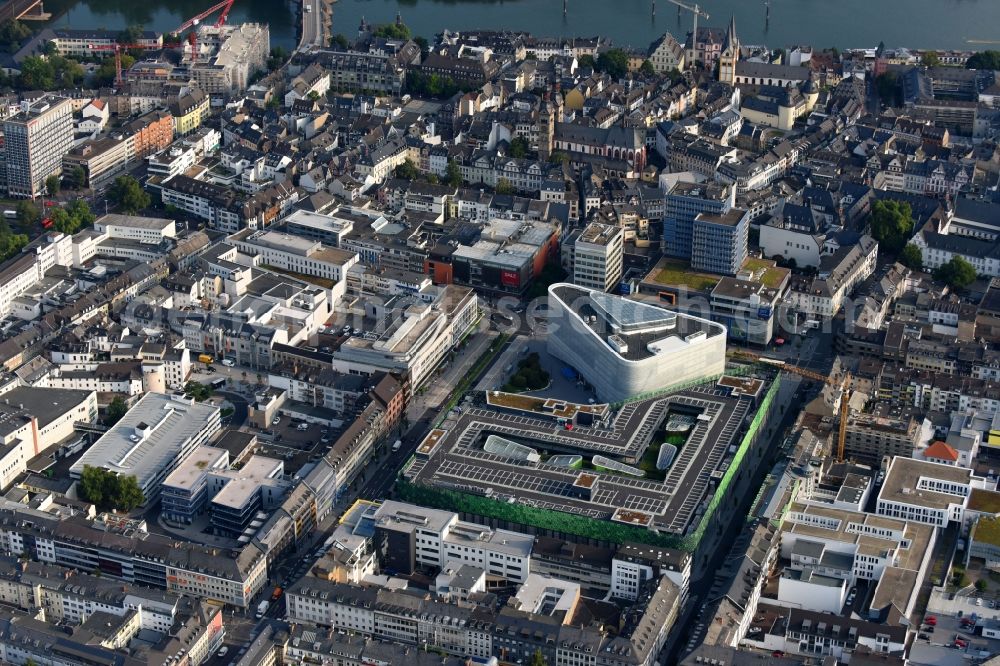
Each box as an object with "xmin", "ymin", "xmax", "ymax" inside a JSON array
[
  {"xmin": 3, "ymin": 96, "xmax": 74, "ymax": 198},
  {"xmin": 286, "ymin": 573, "xmax": 680, "ymax": 666},
  {"xmin": 0, "ymin": 501, "xmax": 268, "ymax": 607}
]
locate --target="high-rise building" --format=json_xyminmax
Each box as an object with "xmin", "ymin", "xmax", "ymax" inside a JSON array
[
  {"xmin": 3, "ymin": 96, "xmax": 73, "ymax": 199},
  {"xmin": 663, "ymin": 181, "xmax": 734, "ymax": 259},
  {"xmin": 692, "ymin": 207, "xmax": 749, "ymax": 275},
  {"xmin": 572, "ymin": 222, "xmax": 624, "ymax": 292}
]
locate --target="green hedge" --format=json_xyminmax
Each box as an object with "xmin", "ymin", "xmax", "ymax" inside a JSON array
[{"xmin": 396, "ymin": 480, "xmax": 686, "ymax": 549}]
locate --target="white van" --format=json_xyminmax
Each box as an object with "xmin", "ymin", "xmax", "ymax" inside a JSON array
[
  {"xmin": 391, "ymin": 439, "xmax": 402, "ymax": 453},
  {"xmin": 222, "ymin": 357, "xmax": 236, "ymax": 367}
]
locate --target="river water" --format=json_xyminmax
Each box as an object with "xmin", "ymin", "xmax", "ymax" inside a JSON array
[{"xmin": 44, "ymin": 0, "xmax": 1000, "ymax": 53}]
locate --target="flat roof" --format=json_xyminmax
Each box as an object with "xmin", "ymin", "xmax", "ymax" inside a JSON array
[
  {"xmin": 69, "ymin": 393, "xmax": 219, "ymax": 490},
  {"xmin": 878, "ymin": 456, "xmax": 976, "ymax": 510},
  {"xmin": 162, "ymin": 446, "xmax": 228, "ymax": 491},
  {"xmin": 96, "ymin": 214, "xmax": 174, "ymax": 232},
  {"xmin": 406, "ymin": 379, "xmax": 760, "ymax": 537},
  {"xmin": 551, "ymin": 283, "xmax": 724, "ymax": 362}
]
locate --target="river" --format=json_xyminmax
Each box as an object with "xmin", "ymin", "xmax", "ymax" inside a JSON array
[{"xmin": 42, "ymin": 0, "xmax": 1000, "ymax": 53}]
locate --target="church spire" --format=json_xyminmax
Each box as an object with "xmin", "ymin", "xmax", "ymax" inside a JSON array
[{"xmin": 724, "ymin": 14, "xmax": 737, "ymax": 51}]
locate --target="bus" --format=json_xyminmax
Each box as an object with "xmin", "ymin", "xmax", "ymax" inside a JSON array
[{"xmin": 210, "ymin": 378, "xmax": 226, "ymax": 389}]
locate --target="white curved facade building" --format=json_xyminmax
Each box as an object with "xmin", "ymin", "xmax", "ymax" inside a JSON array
[{"xmin": 547, "ymin": 283, "xmax": 727, "ymax": 402}]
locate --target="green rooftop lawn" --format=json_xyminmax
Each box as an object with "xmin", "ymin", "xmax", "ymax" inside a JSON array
[
  {"xmin": 651, "ymin": 259, "xmax": 720, "ymax": 292},
  {"xmin": 743, "ymin": 257, "xmax": 789, "ymax": 289}
]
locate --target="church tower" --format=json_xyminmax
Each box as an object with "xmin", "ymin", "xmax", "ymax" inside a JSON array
[
  {"xmin": 718, "ymin": 15, "xmax": 740, "ymax": 85},
  {"xmin": 538, "ymin": 91, "xmax": 555, "ymax": 161}
]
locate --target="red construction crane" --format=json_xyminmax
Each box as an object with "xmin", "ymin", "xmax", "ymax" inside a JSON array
[
  {"xmin": 171, "ymin": 0, "xmax": 236, "ymax": 63},
  {"xmin": 88, "ymin": 42, "xmax": 180, "ymax": 88}
]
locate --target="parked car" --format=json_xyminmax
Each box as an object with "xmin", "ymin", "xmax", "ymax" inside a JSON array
[{"xmin": 217, "ymin": 647, "xmax": 229, "ymax": 657}]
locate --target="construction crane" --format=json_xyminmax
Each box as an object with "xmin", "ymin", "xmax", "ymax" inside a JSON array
[
  {"xmin": 732, "ymin": 350, "xmax": 854, "ymax": 462},
  {"xmin": 87, "ymin": 42, "xmax": 179, "ymax": 88},
  {"xmin": 171, "ymin": 0, "xmax": 237, "ymax": 63},
  {"xmin": 664, "ymin": 0, "xmax": 709, "ymax": 70}
]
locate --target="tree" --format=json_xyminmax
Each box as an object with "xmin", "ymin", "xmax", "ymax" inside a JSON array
[
  {"xmin": 496, "ymin": 177, "xmax": 515, "ymax": 195},
  {"xmin": 548, "ymin": 150, "xmax": 569, "ymax": 165},
  {"xmin": 372, "ymin": 22, "xmax": 411, "ymax": 40},
  {"xmin": 966, "ymin": 51, "xmax": 1000, "ymax": 71},
  {"xmin": 67, "ymin": 165, "xmax": 86, "ymax": 190},
  {"xmin": 15, "ymin": 200, "xmax": 39, "ymax": 228},
  {"xmin": 51, "ymin": 199, "xmax": 95, "ymax": 235},
  {"xmin": 921, "ymin": 51, "xmax": 941, "ymax": 67},
  {"xmin": 445, "ymin": 160, "xmax": 462, "ymax": 187},
  {"xmin": 94, "ymin": 53, "xmax": 134, "ymax": 86},
  {"xmin": 508, "ymin": 136, "xmax": 530, "ymax": 159},
  {"xmin": 266, "ymin": 45, "xmax": 289, "ymax": 71},
  {"xmin": 50, "ymin": 55, "xmax": 84, "ymax": 87},
  {"xmin": 638, "ymin": 59, "xmax": 656, "ymax": 76},
  {"xmin": 413, "ymin": 36, "xmax": 429, "ymax": 58},
  {"xmin": 118, "ymin": 25, "xmax": 145, "ymax": 45},
  {"xmin": 45, "ymin": 175, "xmax": 60, "ymax": 196},
  {"xmin": 0, "ymin": 20, "xmax": 31, "ymax": 53},
  {"xmin": 105, "ymin": 397, "xmax": 129, "ymax": 426},
  {"xmin": 976, "ymin": 579, "xmax": 988, "ymax": 592},
  {"xmin": 78, "ymin": 465, "xmax": 145, "ymax": 513},
  {"xmin": 935, "ymin": 256, "xmax": 977, "ymax": 289},
  {"xmin": 0, "ymin": 232, "xmax": 27, "ymax": 262},
  {"xmin": 113, "ymin": 476, "xmax": 145, "ymax": 512},
  {"xmin": 577, "ymin": 54, "xmax": 595, "ymax": 70},
  {"xmin": 395, "ymin": 158, "xmax": 420, "ymax": 180},
  {"xmin": 868, "ymin": 199, "xmax": 914, "ymax": 254},
  {"xmin": 595, "ymin": 48, "xmax": 630, "ymax": 79},
  {"xmin": 530, "ymin": 649, "xmax": 548, "ymax": 666},
  {"xmin": 109, "ymin": 175, "xmax": 150, "ymax": 214},
  {"xmin": 330, "ymin": 34, "xmax": 351, "ymax": 50},
  {"xmin": 184, "ymin": 381, "xmax": 213, "ymax": 402},
  {"xmin": 18, "ymin": 55, "xmax": 54, "ymax": 90},
  {"xmin": 78, "ymin": 465, "xmax": 111, "ymax": 509},
  {"xmin": 899, "ymin": 243, "xmax": 923, "ymax": 271}
]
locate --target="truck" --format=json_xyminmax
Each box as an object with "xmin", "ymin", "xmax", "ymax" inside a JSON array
[
  {"xmin": 198, "ymin": 354, "xmax": 213, "ymax": 364},
  {"xmin": 256, "ymin": 600, "xmax": 269, "ymax": 618}
]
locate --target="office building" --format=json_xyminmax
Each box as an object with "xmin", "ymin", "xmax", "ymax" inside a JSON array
[
  {"xmin": 691, "ymin": 208, "xmax": 749, "ymax": 276},
  {"xmin": 3, "ymin": 96, "xmax": 74, "ymax": 199},
  {"xmin": 663, "ymin": 181, "xmax": 734, "ymax": 260},
  {"xmin": 372, "ymin": 500, "xmax": 533, "ymax": 583},
  {"xmin": 69, "ymin": 392, "xmax": 221, "ymax": 503},
  {"xmin": 547, "ymin": 283, "xmax": 727, "ymax": 402},
  {"xmin": 570, "ymin": 222, "xmax": 624, "ymax": 292},
  {"xmin": 876, "ymin": 456, "xmax": 992, "ymax": 528}
]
